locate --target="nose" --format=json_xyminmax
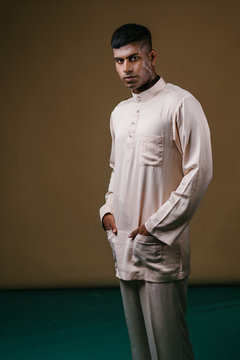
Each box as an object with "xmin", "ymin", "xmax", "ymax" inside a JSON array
[{"xmin": 123, "ymin": 60, "xmax": 132, "ymax": 74}]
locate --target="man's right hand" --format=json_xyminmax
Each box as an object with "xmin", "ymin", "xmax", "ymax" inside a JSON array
[{"xmin": 102, "ymin": 213, "xmax": 118, "ymax": 235}]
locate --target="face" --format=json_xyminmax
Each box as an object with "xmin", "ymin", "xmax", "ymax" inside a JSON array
[{"xmin": 113, "ymin": 42, "xmax": 157, "ymax": 93}]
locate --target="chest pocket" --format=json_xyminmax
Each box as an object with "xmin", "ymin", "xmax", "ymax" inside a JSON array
[{"xmin": 139, "ymin": 135, "xmax": 164, "ymax": 166}]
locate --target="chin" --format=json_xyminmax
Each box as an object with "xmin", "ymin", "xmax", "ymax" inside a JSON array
[{"xmin": 125, "ymin": 83, "xmax": 135, "ymax": 89}]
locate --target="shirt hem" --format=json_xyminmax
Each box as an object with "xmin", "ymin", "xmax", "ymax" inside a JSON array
[{"xmin": 116, "ymin": 269, "xmax": 190, "ymax": 283}]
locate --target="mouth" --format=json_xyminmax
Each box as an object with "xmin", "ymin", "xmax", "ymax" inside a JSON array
[
  {"xmin": 124, "ymin": 76, "xmax": 136, "ymax": 81},
  {"xmin": 124, "ymin": 75, "xmax": 136, "ymax": 80}
]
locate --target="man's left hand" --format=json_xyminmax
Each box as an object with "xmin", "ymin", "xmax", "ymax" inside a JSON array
[{"xmin": 128, "ymin": 224, "xmax": 151, "ymax": 239}]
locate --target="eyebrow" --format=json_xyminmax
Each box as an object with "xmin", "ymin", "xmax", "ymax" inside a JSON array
[{"xmin": 113, "ymin": 52, "xmax": 141, "ymax": 60}]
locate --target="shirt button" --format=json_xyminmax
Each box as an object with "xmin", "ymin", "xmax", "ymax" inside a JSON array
[{"xmin": 136, "ymin": 110, "xmax": 139, "ymax": 113}]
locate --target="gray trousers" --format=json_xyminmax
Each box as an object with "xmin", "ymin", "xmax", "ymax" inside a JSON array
[{"xmin": 119, "ymin": 279, "xmax": 194, "ymax": 360}]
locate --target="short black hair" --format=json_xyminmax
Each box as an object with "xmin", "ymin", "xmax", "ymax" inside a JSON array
[{"xmin": 111, "ymin": 23, "xmax": 152, "ymax": 50}]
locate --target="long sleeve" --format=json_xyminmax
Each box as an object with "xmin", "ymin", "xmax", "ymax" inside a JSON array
[
  {"xmin": 99, "ymin": 113, "xmax": 115, "ymax": 222},
  {"xmin": 145, "ymin": 95, "xmax": 213, "ymax": 246}
]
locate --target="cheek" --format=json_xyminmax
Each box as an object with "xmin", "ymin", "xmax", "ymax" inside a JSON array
[
  {"xmin": 136, "ymin": 62, "xmax": 150, "ymax": 76},
  {"xmin": 142, "ymin": 61, "xmax": 152, "ymax": 74},
  {"xmin": 137, "ymin": 66, "xmax": 149, "ymax": 80},
  {"xmin": 134, "ymin": 64, "xmax": 143, "ymax": 75}
]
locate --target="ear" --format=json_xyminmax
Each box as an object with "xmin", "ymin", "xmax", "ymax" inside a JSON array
[{"xmin": 150, "ymin": 50, "xmax": 157, "ymax": 65}]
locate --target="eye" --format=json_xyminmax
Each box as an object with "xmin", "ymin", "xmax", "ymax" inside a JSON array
[
  {"xmin": 115, "ymin": 58, "xmax": 123, "ymax": 64},
  {"xmin": 130, "ymin": 55, "xmax": 140, "ymax": 62}
]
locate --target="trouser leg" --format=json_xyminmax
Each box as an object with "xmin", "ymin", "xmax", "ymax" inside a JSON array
[
  {"xmin": 119, "ymin": 280, "xmax": 152, "ymax": 360},
  {"xmin": 139, "ymin": 279, "xmax": 194, "ymax": 360},
  {"xmin": 120, "ymin": 279, "xmax": 194, "ymax": 360}
]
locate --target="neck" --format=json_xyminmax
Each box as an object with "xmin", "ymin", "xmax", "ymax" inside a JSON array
[{"xmin": 133, "ymin": 74, "xmax": 160, "ymax": 94}]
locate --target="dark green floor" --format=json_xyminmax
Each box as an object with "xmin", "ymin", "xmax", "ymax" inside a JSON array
[{"xmin": 0, "ymin": 286, "xmax": 239, "ymax": 359}]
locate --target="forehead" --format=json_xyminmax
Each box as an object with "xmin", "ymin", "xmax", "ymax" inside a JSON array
[{"xmin": 113, "ymin": 42, "xmax": 144, "ymax": 58}]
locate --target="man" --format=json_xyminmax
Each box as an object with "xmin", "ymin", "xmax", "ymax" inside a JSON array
[{"xmin": 100, "ymin": 23, "xmax": 212, "ymax": 360}]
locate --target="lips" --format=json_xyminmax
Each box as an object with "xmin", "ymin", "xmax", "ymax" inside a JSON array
[{"xmin": 124, "ymin": 76, "xmax": 136, "ymax": 81}]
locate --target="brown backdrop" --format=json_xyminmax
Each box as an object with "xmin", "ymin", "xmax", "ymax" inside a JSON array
[{"xmin": 1, "ymin": 0, "xmax": 239, "ymax": 289}]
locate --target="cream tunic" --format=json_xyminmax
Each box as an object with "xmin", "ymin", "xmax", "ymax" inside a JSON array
[{"xmin": 100, "ymin": 77, "xmax": 212, "ymax": 282}]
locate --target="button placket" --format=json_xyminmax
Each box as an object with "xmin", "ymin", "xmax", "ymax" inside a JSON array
[{"xmin": 127, "ymin": 98, "xmax": 142, "ymax": 162}]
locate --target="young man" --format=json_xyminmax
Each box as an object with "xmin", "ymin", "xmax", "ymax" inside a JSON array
[{"xmin": 100, "ymin": 24, "xmax": 212, "ymax": 360}]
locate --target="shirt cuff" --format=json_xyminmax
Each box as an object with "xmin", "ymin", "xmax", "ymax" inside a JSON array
[
  {"xmin": 99, "ymin": 204, "xmax": 113, "ymax": 230},
  {"xmin": 145, "ymin": 218, "xmax": 187, "ymax": 247}
]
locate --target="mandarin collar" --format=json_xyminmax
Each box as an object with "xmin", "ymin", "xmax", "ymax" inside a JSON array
[{"xmin": 132, "ymin": 76, "xmax": 166, "ymax": 102}]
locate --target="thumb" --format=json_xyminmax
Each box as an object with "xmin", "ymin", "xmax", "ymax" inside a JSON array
[{"xmin": 112, "ymin": 224, "xmax": 118, "ymax": 235}]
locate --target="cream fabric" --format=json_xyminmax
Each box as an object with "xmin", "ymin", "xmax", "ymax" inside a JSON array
[
  {"xmin": 100, "ymin": 77, "xmax": 212, "ymax": 282},
  {"xmin": 119, "ymin": 279, "xmax": 194, "ymax": 360}
]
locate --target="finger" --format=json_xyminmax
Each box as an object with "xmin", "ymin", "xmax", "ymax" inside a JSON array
[
  {"xmin": 112, "ymin": 227, "xmax": 118, "ymax": 235},
  {"xmin": 111, "ymin": 220, "xmax": 117, "ymax": 234},
  {"xmin": 108, "ymin": 218, "xmax": 117, "ymax": 234},
  {"xmin": 128, "ymin": 229, "xmax": 138, "ymax": 239},
  {"xmin": 138, "ymin": 224, "xmax": 150, "ymax": 235},
  {"xmin": 110, "ymin": 220, "xmax": 116, "ymax": 231},
  {"xmin": 108, "ymin": 222, "xmax": 114, "ymax": 230}
]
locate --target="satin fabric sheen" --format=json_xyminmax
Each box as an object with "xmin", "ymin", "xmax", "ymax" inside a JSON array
[{"xmin": 100, "ymin": 77, "xmax": 212, "ymax": 282}]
